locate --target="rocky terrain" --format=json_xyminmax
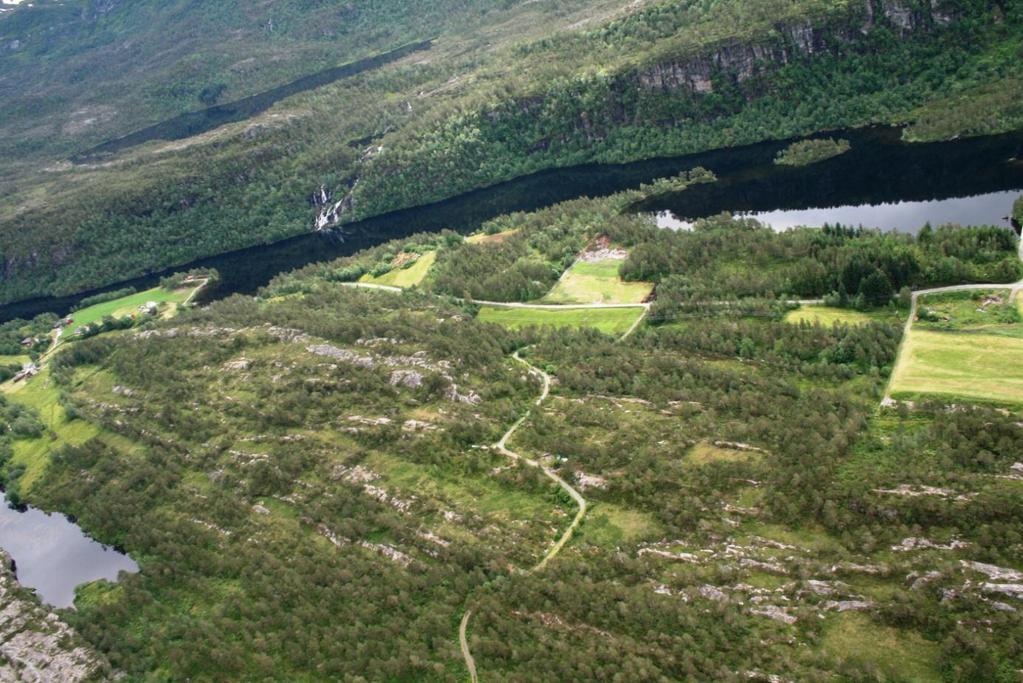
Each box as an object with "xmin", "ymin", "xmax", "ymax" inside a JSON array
[{"xmin": 0, "ymin": 552, "xmax": 107, "ymax": 683}]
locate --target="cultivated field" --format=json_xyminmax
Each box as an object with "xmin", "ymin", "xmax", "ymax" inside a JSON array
[
  {"xmin": 889, "ymin": 328, "xmax": 1023, "ymax": 406},
  {"xmin": 478, "ymin": 306, "xmax": 644, "ymax": 336},
  {"xmin": 359, "ymin": 251, "xmax": 436, "ymax": 288},
  {"xmin": 71, "ymin": 286, "xmax": 197, "ymax": 329},
  {"xmin": 542, "ymin": 260, "xmax": 652, "ymax": 305}
]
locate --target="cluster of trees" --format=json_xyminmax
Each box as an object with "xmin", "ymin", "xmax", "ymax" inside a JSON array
[
  {"xmin": 319, "ymin": 231, "xmax": 461, "ymax": 283},
  {"xmin": 621, "ymin": 217, "xmax": 1021, "ymax": 315},
  {"xmin": 72, "ymin": 287, "xmax": 137, "ymax": 311},
  {"xmin": 428, "ymin": 199, "xmax": 628, "ymax": 301},
  {"xmin": 72, "ymin": 314, "xmax": 136, "ymax": 341},
  {"xmin": 773, "ymin": 137, "xmax": 850, "ymax": 166},
  {"xmin": 0, "ymin": 313, "xmax": 56, "ymax": 358},
  {"xmin": 159, "ymin": 267, "xmax": 219, "ymax": 290}
]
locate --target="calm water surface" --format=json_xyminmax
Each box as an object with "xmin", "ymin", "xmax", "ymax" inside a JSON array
[
  {"xmin": 655, "ymin": 189, "xmax": 1021, "ymax": 232},
  {"xmin": 0, "ymin": 492, "xmax": 137, "ymax": 608}
]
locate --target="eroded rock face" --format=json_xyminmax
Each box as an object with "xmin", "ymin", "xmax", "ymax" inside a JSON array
[
  {"xmin": 636, "ymin": 0, "xmax": 953, "ymax": 95},
  {"xmin": 0, "ymin": 552, "xmax": 109, "ymax": 681}
]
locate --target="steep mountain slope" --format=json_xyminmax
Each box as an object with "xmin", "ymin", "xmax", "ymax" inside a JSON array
[
  {"xmin": 0, "ymin": 0, "xmax": 506, "ymax": 161},
  {"xmin": 1, "ymin": 0, "xmax": 1021, "ymax": 307}
]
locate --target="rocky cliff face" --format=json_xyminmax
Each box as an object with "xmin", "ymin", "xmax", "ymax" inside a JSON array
[
  {"xmin": 636, "ymin": 0, "xmax": 957, "ymax": 94},
  {"xmin": 0, "ymin": 552, "xmax": 109, "ymax": 682}
]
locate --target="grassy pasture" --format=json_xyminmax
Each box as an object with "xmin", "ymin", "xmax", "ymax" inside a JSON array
[
  {"xmin": 579, "ymin": 502, "xmax": 661, "ymax": 548},
  {"xmin": 542, "ymin": 259, "xmax": 652, "ymax": 304},
  {"xmin": 686, "ymin": 441, "xmax": 759, "ymax": 466},
  {"xmin": 784, "ymin": 305, "xmax": 903, "ymax": 326},
  {"xmin": 4, "ymin": 368, "xmax": 99, "ymax": 492},
  {"xmin": 465, "ymin": 229, "xmax": 519, "ymax": 245},
  {"xmin": 822, "ymin": 613, "xmax": 941, "ymax": 682},
  {"xmin": 784, "ymin": 306, "xmax": 875, "ymax": 326},
  {"xmin": 478, "ymin": 306, "xmax": 644, "ymax": 336},
  {"xmin": 359, "ymin": 250, "xmax": 436, "ymax": 288},
  {"xmin": 71, "ymin": 286, "xmax": 196, "ymax": 329},
  {"xmin": 889, "ymin": 328, "xmax": 1023, "ymax": 407}
]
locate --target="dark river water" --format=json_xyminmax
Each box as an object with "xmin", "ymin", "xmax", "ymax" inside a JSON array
[
  {"xmin": 2, "ymin": 125, "xmax": 1021, "ymax": 323},
  {"xmin": 0, "ymin": 492, "xmax": 137, "ymax": 608}
]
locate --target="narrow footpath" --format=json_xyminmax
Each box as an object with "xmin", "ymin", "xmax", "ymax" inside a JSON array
[{"xmin": 457, "ymin": 348, "xmax": 587, "ymax": 682}]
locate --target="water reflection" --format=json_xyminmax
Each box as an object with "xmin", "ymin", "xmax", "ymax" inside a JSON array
[
  {"xmin": 656, "ymin": 190, "xmax": 1021, "ymax": 233},
  {"xmin": 0, "ymin": 492, "xmax": 137, "ymax": 608}
]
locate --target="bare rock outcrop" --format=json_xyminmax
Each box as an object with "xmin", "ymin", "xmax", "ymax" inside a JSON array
[{"xmin": 0, "ymin": 552, "xmax": 110, "ymax": 682}]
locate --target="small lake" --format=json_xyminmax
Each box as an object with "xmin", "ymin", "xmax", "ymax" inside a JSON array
[{"xmin": 0, "ymin": 492, "xmax": 137, "ymax": 608}]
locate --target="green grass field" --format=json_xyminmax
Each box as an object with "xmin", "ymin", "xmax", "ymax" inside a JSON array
[
  {"xmin": 784, "ymin": 306, "xmax": 888, "ymax": 326},
  {"xmin": 889, "ymin": 328, "xmax": 1023, "ymax": 407},
  {"xmin": 70, "ymin": 286, "xmax": 197, "ymax": 329},
  {"xmin": 822, "ymin": 613, "xmax": 941, "ymax": 682},
  {"xmin": 542, "ymin": 259, "xmax": 652, "ymax": 304},
  {"xmin": 478, "ymin": 306, "xmax": 644, "ymax": 336},
  {"xmin": 359, "ymin": 251, "xmax": 436, "ymax": 288},
  {"xmin": 916, "ymin": 289, "xmax": 1021, "ymax": 335},
  {"xmin": 4, "ymin": 368, "xmax": 99, "ymax": 492}
]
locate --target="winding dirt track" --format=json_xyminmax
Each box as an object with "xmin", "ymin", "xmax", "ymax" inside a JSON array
[
  {"xmin": 342, "ymin": 254, "xmax": 1023, "ymax": 679},
  {"xmin": 457, "ymin": 349, "xmax": 587, "ymax": 680},
  {"xmin": 458, "ymin": 610, "xmax": 478, "ymax": 683}
]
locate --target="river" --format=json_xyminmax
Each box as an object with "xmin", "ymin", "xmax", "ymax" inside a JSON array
[{"xmin": 1, "ymin": 125, "xmax": 1020, "ymax": 323}]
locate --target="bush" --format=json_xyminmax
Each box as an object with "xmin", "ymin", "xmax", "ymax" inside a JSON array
[{"xmin": 774, "ymin": 138, "xmax": 851, "ymax": 166}]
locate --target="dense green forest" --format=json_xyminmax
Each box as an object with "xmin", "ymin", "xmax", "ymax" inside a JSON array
[
  {"xmin": 1, "ymin": 184, "xmax": 1020, "ymax": 679},
  {"xmin": 1, "ymin": 0, "xmax": 1022, "ymax": 304}
]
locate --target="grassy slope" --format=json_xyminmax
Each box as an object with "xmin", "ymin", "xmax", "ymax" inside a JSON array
[
  {"xmin": 358, "ymin": 251, "xmax": 436, "ymax": 288},
  {"xmin": 542, "ymin": 260, "xmax": 652, "ymax": 305},
  {"xmin": 821, "ymin": 612, "xmax": 942, "ymax": 682},
  {"xmin": 3, "ymin": 368, "xmax": 99, "ymax": 491},
  {"xmin": 477, "ymin": 306, "xmax": 643, "ymax": 336},
  {"xmin": 0, "ymin": 0, "xmax": 514, "ymax": 163},
  {"xmin": 784, "ymin": 306, "xmax": 893, "ymax": 326}
]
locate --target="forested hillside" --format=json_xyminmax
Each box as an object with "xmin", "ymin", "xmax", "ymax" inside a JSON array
[
  {"xmin": 1, "ymin": 0, "xmax": 1022, "ymax": 305},
  {"xmin": 2, "ymin": 184, "xmax": 1021, "ymax": 680}
]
